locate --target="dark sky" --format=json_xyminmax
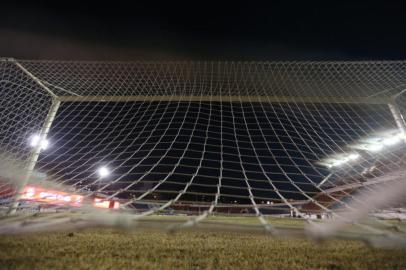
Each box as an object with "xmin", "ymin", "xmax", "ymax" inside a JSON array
[{"xmin": 1, "ymin": 2, "xmax": 406, "ymax": 60}]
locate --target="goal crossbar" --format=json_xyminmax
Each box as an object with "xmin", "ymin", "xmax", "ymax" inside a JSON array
[{"xmin": 58, "ymin": 95, "xmax": 392, "ymax": 104}]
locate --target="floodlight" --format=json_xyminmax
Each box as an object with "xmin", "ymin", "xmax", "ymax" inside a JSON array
[
  {"xmin": 332, "ymin": 159, "xmax": 345, "ymax": 167},
  {"xmin": 352, "ymin": 131, "xmax": 405, "ymax": 153},
  {"xmin": 348, "ymin": 153, "xmax": 360, "ymax": 160},
  {"xmin": 323, "ymin": 152, "xmax": 360, "ymax": 168},
  {"xmin": 382, "ymin": 134, "xmax": 402, "ymax": 146},
  {"xmin": 364, "ymin": 143, "xmax": 383, "ymax": 152},
  {"xmin": 97, "ymin": 166, "xmax": 110, "ymax": 178},
  {"xmin": 29, "ymin": 134, "xmax": 49, "ymax": 150}
]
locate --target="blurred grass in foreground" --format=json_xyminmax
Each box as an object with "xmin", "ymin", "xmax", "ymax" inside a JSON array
[{"xmin": 1, "ymin": 227, "xmax": 406, "ymax": 269}]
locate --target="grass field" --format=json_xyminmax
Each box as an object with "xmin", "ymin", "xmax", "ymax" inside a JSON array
[{"xmin": 1, "ymin": 215, "xmax": 406, "ymax": 269}]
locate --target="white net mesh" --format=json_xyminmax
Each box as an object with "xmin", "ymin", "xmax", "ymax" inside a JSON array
[{"xmin": 0, "ymin": 59, "xmax": 405, "ymax": 246}]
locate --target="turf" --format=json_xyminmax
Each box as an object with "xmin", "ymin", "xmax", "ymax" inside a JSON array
[{"xmin": 1, "ymin": 227, "xmax": 406, "ymax": 270}]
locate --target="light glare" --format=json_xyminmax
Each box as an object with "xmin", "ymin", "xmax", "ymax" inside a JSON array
[
  {"xmin": 382, "ymin": 135, "xmax": 401, "ymax": 146},
  {"xmin": 29, "ymin": 134, "xmax": 49, "ymax": 150},
  {"xmin": 365, "ymin": 144, "xmax": 383, "ymax": 152},
  {"xmin": 324, "ymin": 152, "xmax": 360, "ymax": 168},
  {"xmin": 97, "ymin": 166, "xmax": 110, "ymax": 178},
  {"xmin": 348, "ymin": 153, "xmax": 360, "ymax": 160}
]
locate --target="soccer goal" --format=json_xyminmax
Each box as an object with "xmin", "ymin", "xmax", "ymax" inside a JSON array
[{"xmin": 0, "ymin": 58, "xmax": 405, "ymax": 247}]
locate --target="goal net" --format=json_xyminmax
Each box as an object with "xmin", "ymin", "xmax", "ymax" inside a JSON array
[{"xmin": 0, "ymin": 59, "xmax": 405, "ymax": 247}]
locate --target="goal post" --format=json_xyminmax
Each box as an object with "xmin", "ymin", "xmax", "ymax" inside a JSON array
[
  {"xmin": 7, "ymin": 98, "xmax": 60, "ymax": 214},
  {"xmin": 387, "ymin": 101, "xmax": 406, "ymax": 141},
  {"xmin": 6, "ymin": 59, "xmax": 60, "ymax": 213}
]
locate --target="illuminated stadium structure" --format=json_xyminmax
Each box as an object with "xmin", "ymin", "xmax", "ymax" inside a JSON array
[{"xmin": 0, "ymin": 58, "xmax": 405, "ymax": 245}]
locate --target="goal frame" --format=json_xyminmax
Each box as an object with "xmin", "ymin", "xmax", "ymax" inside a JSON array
[{"xmin": 3, "ymin": 58, "xmax": 406, "ymax": 214}]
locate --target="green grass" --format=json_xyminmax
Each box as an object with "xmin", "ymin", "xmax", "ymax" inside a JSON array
[
  {"xmin": 1, "ymin": 230, "xmax": 406, "ymax": 269},
  {"xmin": 1, "ymin": 214, "xmax": 406, "ymax": 269}
]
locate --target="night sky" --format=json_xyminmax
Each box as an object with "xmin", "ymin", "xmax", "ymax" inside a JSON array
[{"xmin": 1, "ymin": 2, "xmax": 406, "ymax": 61}]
